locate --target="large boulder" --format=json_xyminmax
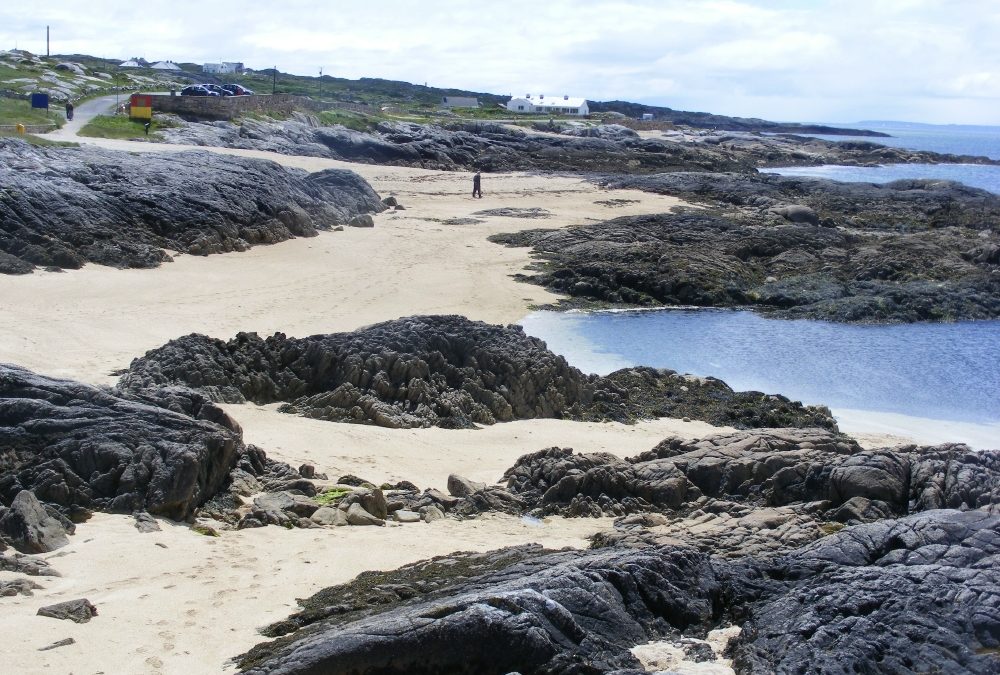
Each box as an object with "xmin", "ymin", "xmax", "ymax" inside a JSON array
[
  {"xmin": 0, "ymin": 364, "xmax": 245, "ymax": 520},
  {"xmin": 0, "ymin": 490, "xmax": 71, "ymax": 553}
]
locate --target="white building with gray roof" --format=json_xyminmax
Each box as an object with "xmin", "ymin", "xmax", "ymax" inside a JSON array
[{"xmin": 506, "ymin": 94, "xmax": 588, "ymax": 116}]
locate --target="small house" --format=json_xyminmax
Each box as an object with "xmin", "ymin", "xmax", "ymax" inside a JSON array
[
  {"xmin": 119, "ymin": 59, "xmax": 141, "ymax": 68},
  {"xmin": 151, "ymin": 60, "xmax": 181, "ymax": 71},
  {"xmin": 202, "ymin": 62, "xmax": 245, "ymax": 75},
  {"xmin": 505, "ymin": 94, "xmax": 588, "ymax": 116}
]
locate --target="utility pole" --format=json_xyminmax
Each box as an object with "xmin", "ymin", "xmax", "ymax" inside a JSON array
[
  {"xmin": 272, "ymin": 66, "xmax": 277, "ymax": 95},
  {"xmin": 46, "ymin": 26, "xmax": 49, "ymax": 57},
  {"xmin": 319, "ymin": 66, "xmax": 323, "ymax": 100}
]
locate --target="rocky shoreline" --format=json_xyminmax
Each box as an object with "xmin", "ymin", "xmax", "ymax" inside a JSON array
[
  {"xmin": 4, "ymin": 354, "xmax": 997, "ymax": 674},
  {"xmin": 2, "ymin": 102, "xmax": 998, "ymax": 674},
  {"xmin": 158, "ymin": 114, "xmax": 999, "ymax": 173},
  {"xmin": 490, "ymin": 173, "xmax": 1000, "ymax": 323}
]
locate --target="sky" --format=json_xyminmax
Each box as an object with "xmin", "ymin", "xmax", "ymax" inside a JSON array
[{"xmin": 3, "ymin": 0, "xmax": 999, "ymax": 125}]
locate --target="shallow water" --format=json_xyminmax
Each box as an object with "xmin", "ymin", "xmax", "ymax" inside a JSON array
[
  {"xmin": 766, "ymin": 162, "xmax": 1000, "ymax": 195},
  {"xmin": 521, "ymin": 309, "xmax": 1000, "ymax": 428}
]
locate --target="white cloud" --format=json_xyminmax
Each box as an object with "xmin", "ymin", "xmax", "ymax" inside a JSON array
[{"xmin": 2, "ymin": 0, "xmax": 998, "ymax": 123}]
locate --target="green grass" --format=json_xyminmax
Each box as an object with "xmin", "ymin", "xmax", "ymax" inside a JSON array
[
  {"xmin": 78, "ymin": 114, "xmax": 178, "ymax": 140},
  {"xmin": 316, "ymin": 109, "xmax": 384, "ymax": 132},
  {"xmin": 315, "ymin": 488, "xmax": 352, "ymax": 506},
  {"xmin": 0, "ymin": 132, "xmax": 78, "ymax": 147},
  {"xmin": 0, "ymin": 97, "xmax": 61, "ymax": 127}
]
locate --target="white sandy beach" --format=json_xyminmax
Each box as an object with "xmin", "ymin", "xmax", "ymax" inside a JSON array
[{"xmin": 0, "ymin": 134, "xmax": 993, "ymax": 674}]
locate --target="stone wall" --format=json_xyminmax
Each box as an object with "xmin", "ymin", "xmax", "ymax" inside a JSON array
[{"xmin": 149, "ymin": 93, "xmax": 331, "ymax": 121}]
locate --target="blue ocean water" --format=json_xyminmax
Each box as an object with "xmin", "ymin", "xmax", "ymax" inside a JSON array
[
  {"xmin": 522, "ymin": 309, "xmax": 1000, "ymax": 426},
  {"xmin": 805, "ymin": 121, "xmax": 1000, "ymax": 160},
  {"xmin": 768, "ymin": 121, "xmax": 1000, "ymax": 194},
  {"xmin": 767, "ymin": 163, "xmax": 1000, "ymax": 195}
]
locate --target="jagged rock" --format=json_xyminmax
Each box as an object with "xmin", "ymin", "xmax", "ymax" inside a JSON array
[
  {"xmin": 359, "ymin": 489, "xmax": 388, "ymax": 520},
  {"xmin": 492, "ymin": 429, "xmax": 1000, "ymax": 523},
  {"xmin": 0, "ymin": 491, "xmax": 71, "ymax": 554},
  {"xmin": 447, "ymin": 474, "xmax": 486, "ymax": 498},
  {"xmin": 37, "ymin": 599, "xmax": 97, "ymax": 623},
  {"xmin": 0, "ymin": 552, "xmax": 60, "ymax": 577},
  {"xmin": 133, "ymin": 511, "xmax": 161, "ymax": 533},
  {"xmin": 732, "ymin": 509, "xmax": 1000, "ymax": 672},
  {"xmin": 0, "ymin": 578, "xmax": 43, "ymax": 596},
  {"xmin": 117, "ymin": 316, "xmax": 834, "ymax": 430},
  {"xmin": 0, "ymin": 139, "xmax": 385, "ymax": 274},
  {"xmin": 0, "ymin": 365, "xmax": 245, "ymax": 520},
  {"xmin": 345, "ymin": 503, "xmax": 384, "ymax": 526},
  {"xmin": 347, "ymin": 214, "xmax": 374, "ymax": 228}
]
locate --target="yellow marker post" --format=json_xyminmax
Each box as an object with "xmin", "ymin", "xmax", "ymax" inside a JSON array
[
  {"xmin": 129, "ymin": 94, "xmax": 152, "ymax": 120},
  {"xmin": 15, "ymin": 123, "xmax": 25, "ymax": 134}
]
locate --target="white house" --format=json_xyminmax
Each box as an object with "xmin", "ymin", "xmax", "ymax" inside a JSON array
[
  {"xmin": 151, "ymin": 60, "xmax": 181, "ymax": 71},
  {"xmin": 202, "ymin": 62, "xmax": 245, "ymax": 75},
  {"xmin": 505, "ymin": 94, "xmax": 588, "ymax": 116},
  {"xmin": 119, "ymin": 59, "xmax": 141, "ymax": 68}
]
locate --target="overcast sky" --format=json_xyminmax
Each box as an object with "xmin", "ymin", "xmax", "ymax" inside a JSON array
[{"xmin": 4, "ymin": 0, "xmax": 999, "ymax": 124}]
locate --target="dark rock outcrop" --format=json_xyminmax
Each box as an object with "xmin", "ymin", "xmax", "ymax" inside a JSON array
[
  {"xmin": 161, "ymin": 116, "xmax": 752, "ymax": 174},
  {"xmin": 117, "ymin": 315, "xmax": 834, "ymax": 430},
  {"xmin": 0, "ymin": 490, "xmax": 71, "ymax": 553},
  {"xmin": 732, "ymin": 509, "xmax": 1000, "ymax": 673},
  {"xmin": 237, "ymin": 509, "xmax": 1000, "ymax": 675},
  {"xmin": 500, "ymin": 429, "xmax": 1000, "ymax": 520},
  {"xmin": 0, "ymin": 364, "xmax": 245, "ymax": 520},
  {"xmin": 0, "ymin": 138, "xmax": 384, "ymax": 274},
  {"xmin": 600, "ymin": 172, "xmax": 1000, "ymax": 231},
  {"xmin": 491, "ymin": 184, "xmax": 1000, "ymax": 321}
]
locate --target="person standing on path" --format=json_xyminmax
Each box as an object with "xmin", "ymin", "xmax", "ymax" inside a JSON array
[
  {"xmin": 65, "ymin": 101, "xmax": 74, "ymax": 121},
  {"xmin": 472, "ymin": 171, "xmax": 482, "ymax": 198}
]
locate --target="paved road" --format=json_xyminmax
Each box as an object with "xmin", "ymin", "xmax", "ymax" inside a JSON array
[{"xmin": 44, "ymin": 94, "xmax": 120, "ymax": 141}]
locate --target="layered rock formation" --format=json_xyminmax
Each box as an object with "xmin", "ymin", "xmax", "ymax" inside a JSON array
[
  {"xmin": 161, "ymin": 114, "xmax": 998, "ymax": 174},
  {"xmin": 117, "ymin": 315, "xmax": 835, "ymax": 430},
  {"xmin": 491, "ymin": 179, "xmax": 1000, "ymax": 321},
  {"xmin": 237, "ymin": 509, "xmax": 1000, "ymax": 674},
  {"xmin": 0, "ymin": 139, "xmax": 384, "ymax": 274},
  {"xmin": 500, "ymin": 428, "xmax": 999, "ymax": 521},
  {"xmin": 0, "ymin": 364, "xmax": 246, "ymax": 520},
  {"xmin": 161, "ymin": 116, "xmax": 751, "ymax": 173}
]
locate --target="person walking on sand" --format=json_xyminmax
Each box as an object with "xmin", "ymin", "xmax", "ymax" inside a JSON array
[
  {"xmin": 472, "ymin": 171, "xmax": 482, "ymax": 198},
  {"xmin": 65, "ymin": 101, "xmax": 74, "ymax": 121}
]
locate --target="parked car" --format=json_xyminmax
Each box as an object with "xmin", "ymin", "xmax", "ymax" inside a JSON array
[
  {"xmin": 201, "ymin": 84, "xmax": 232, "ymax": 96},
  {"xmin": 222, "ymin": 84, "xmax": 254, "ymax": 96},
  {"xmin": 180, "ymin": 85, "xmax": 219, "ymax": 97}
]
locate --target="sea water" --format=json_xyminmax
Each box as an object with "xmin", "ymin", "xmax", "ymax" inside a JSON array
[
  {"xmin": 517, "ymin": 122, "xmax": 1000, "ymax": 449},
  {"xmin": 522, "ymin": 310, "xmax": 1000, "ymax": 448},
  {"xmin": 767, "ymin": 121, "xmax": 1000, "ymax": 194}
]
